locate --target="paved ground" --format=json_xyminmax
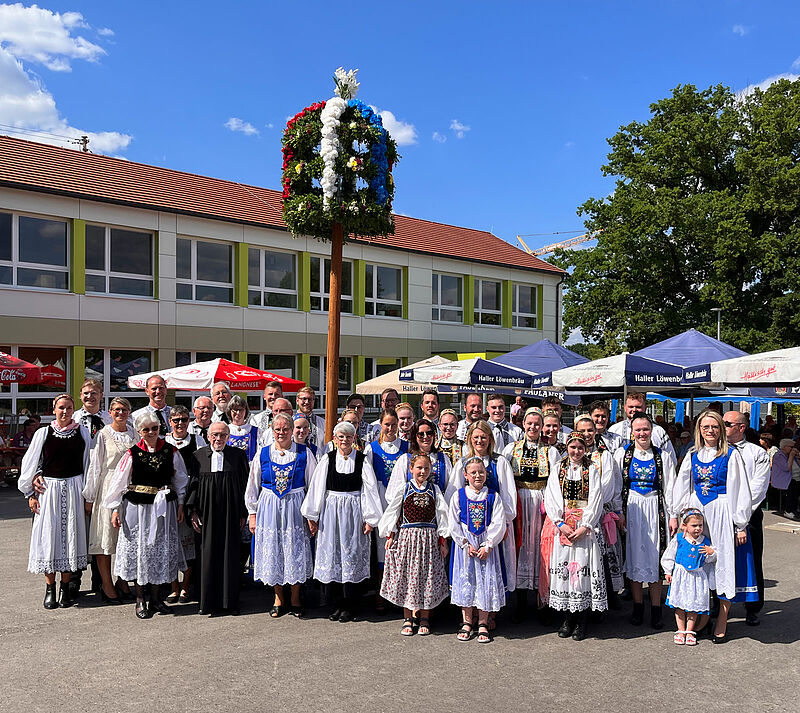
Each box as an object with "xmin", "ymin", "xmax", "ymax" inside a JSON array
[{"xmin": 2, "ymin": 488, "xmax": 799, "ymax": 713}]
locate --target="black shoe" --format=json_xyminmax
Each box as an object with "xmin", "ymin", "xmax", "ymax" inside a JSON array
[
  {"xmin": 608, "ymin": 590, "xmax": 622, "ymax": 610},
  {"xmin": 630, "ymin": 602, "xmax": 644, "ymax": 626},
  {"xmin": 746, "ymin": 612, "xmax": 760, "ymax": 626},
  {"xmin": 100, "ymin": 589, "xmax": 123, "ymax": 605},
  {"xmin": 67, "ymin": 578, "xmax": 81, "ymax": 602},
  {"xmin": 115, "ymin": 581, "xmax": 136, "ymax": 602},
  {"xmin": 572, "ymin": 613, "xmax": 588, "ymax": 641},
  {"xmin": 58, "ymin": 582, "xmax": 74, "ymax": 608},
  {"xmin": 536, "ymin": 606, "xmax": 552, "ymax": 626},
  {"xmin": 712, "ymin": 632, "xmax": 729, "ymax": 644},
  {"xmin": 338, "ymin": 609, "xmax": 353, "ymax": 623},
  {"xmin": 328, "ymin": 608, "xmax": 342, "ymax": 621},
  {"xmin": 149, "ymin": 599, "xmax": 171, "ymax": 615},
  {"xmin": 135, "ymin": 600, "xmax": 151, "ymax": 619},
  {"xmin": 650, "ymin": 605, "xmax": 664, "ymax": 630},
  {"xmin": 557, "ymin": 614, "xmax": 574, "ymax": 638},
  {"xmin": 43, "ymin": 583, "xmax": 58, "ymax": 610}
]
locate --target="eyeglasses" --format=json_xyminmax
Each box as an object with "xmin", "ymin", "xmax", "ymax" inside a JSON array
[
  {"xmin": 700, "ymin": 424, "xmax": 720, "ymax": 431},
  {"xmin": 208, "ymin": 433, "xmax": 228, "ymax": 439},
  {"xmin": 140, "ymin": 426, "xmax": 160, "ymax": 433},
  {"xmin": 723, "ymin": 421, "xmax": 744, "ymax": 428},
  {"xmin": 170, "ymin": 417, "xmax": 189, "ymax": 423},
  {"xmin": 417, "ymin": 431, "xmax": 434, "ymax": 437}
]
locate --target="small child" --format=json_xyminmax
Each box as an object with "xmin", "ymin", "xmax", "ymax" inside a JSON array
[
  {"xmin": 378, "ymin": 453, "xmax": 450, "ymax": 636},
  {"xmin": 660, "ymin": 508, "xmax": 717, "ymax": 646},
  {"xmin": 448, "ymin": 457, "xmax": 507, "ymax": 643}
]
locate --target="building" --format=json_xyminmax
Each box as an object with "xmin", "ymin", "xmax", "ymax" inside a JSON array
[{"xmin": 0, "ymin": 135, "xmax": 564, "ymax": 415}]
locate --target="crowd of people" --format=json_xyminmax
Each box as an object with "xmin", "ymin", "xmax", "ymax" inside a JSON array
[{"xmin": 15, "ymin": 375, "xmax": 796, "ymax": 645}]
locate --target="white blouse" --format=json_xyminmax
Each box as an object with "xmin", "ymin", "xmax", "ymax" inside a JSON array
[
  {"xmin": 544, "ymin": 460, "xmax": 603, "ymax": 530},
  {"xmin": 244, "ymin": 441, "xmax": 318, "ymax": 513},
  {"xmin": 449, "ymin": 452, "xmax": 517, "ymax": 524},
  {"xmin": 83, "ymin": 424, "xmax": 137, "ymax": 502},
  {"xmin": 377, "ymin": 480, "xmax": 449, "ymax": 539},
  {"xmin": 447, "ymin": 485, "xmax": 506, "ymax": 550},
  {"xmin": 18, "ymin": 422, "xmax": 92, "ymax": 498}
]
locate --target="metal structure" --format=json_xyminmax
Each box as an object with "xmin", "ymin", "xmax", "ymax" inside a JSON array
[{"xmin": 516, "ymin": 231, "xmax": 597, "ymax": 256}]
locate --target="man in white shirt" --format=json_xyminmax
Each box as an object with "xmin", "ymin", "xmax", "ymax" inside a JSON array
[
  {"xmin": 295, "ymin": 386, "xmax": 325, "ymax": 449},
  {"xmin": 250, "ymin": 381, "xmax": 283, "ymax": 433},
  {"xmin": 72, "ymin": 378, "xmax": 111, "ymax": 441},
  {"xmin": 257, "ymin": 397, "xmax": 294, "ymax": 447},
  {"xmin": 210, "ymin": 382, "xmax": 232, "ymax": 423},
  {"xmin": 725, "ymin": 410, "xmax": 770, "ymax": 626},
  {"xmin": 486, "ymin": 393, "xmax": 522, "ymax": 453},
  {"xmin": 608, "ymin": 392, "xmax": 676, "ymax": 461},
  {"xmin": 131, "ymin": 375, "xmax": 171, "ymax": 436},
  {"xmin": 457, "ymin": 392, "xmax": 485, "ymax": 441},
  {"xmin": 189, "ymin": 396, "xmax": 214, "ymax": 442},
  {"xmin": 420, "ymin": 388, "xmax": 441, "ymax": 425},
  {"xmin": 588, "ymin": 400, "xmax": 625, "ymax": 451}
]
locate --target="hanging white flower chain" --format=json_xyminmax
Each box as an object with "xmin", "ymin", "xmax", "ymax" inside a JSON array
[{"xmin": 320, "ymin": 96, "xmax": 347, "ymax": 208}]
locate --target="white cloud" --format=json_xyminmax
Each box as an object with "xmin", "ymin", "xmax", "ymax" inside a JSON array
[
  {"xmin": 432, "ymin": 131, "xmax": 446, "ymax": 143},
  {"xmin": 0, "ymin": 7, "xmax": 130, "ymax": 154},
  {"xmin": 265, "ymin": 122, "xmax": 274, "ymax": 129},
  {"xmin": 737, "ymin": 73, "xmax": 800, "ymax": 99},
  {"xmin": 0, "ymin": 4, "xmax": 105, "ymax": 71},
  {"xmin": 450, "ymin": 119, "xmax": 470, "ymax": 138},
  {"xmin": 224, "ymin": 117, "xmax": 259, "ymax": 136},
  {"xmin": 97, "ymin": 27, "xmax": 114, "ymax": 37},
  {"xmin": 565, "ymin": 328, "xmax": 583, "ymax": 346},
  {"xmin": 732, "ymin": 24, "xmax": 749, "ymax": 37},
  {"xmin": 370, "ymin": 107, "xmax": 417, "ymax": 146},
  {"xmin": 792, "ymin": 56, "xmax": 800, "ymax": 70}
]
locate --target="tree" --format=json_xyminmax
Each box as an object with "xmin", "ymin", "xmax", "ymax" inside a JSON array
[{"xmin": 552, "ymin": 80, "xmax": 800, "ymax": 355}]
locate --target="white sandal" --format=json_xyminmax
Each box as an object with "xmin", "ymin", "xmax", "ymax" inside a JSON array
[{"xmin": 673, "ymin": 631, "xmax": 686, "ymax": 645}]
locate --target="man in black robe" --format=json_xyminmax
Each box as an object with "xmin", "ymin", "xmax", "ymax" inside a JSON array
[{"xmin": 186, "ymin": 422, "xmax": 249, "ymax": 616}]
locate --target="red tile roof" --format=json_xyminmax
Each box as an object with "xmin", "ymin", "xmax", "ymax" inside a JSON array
[{"xmin": 0, "ymin": 135, "xmax": 562, "ymax": 274}]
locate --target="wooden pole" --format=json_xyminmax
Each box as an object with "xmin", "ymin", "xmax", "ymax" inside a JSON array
[{"xmin": 324, "ymin": 222, "xmax": 344, "ymax": 442}]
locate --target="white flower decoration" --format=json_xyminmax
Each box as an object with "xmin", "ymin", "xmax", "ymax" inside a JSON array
[{"xmin": 333, "ymin": 67, "xmax": 360, "ymax": 100}]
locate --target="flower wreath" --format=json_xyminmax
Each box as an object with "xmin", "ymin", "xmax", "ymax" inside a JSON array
[{"xmin": 281, "ymin": 69, "xmax": 399, "ymax": 241}]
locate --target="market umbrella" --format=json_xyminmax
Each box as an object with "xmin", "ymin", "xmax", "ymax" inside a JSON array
[
  {"xmin": 0, "ymin": 352, "xmax": 44, "ymax": 384},
  {"xmin": 632, "ymin": 328, "xmax": 748, "ymax": 366},
  {"xmin": 356, "ymin": 355, "xmax": 450, "ymax": 395},
  {"xmin": 544, "ymin": 352, "xmax": 684, "ymax": 392},
  {"xmin": 401, "ymin": 356, "xmax": 539, "ymax": 390},
  {"xmin": 682, "ymin": 346, "xmax": 800, "ymax": 388},
  {"xmin": 127, "ymin": 358, "xmax": 306, "ymax": 392},
  {"xmin": 493, "ymin": 339, "xmax": 588, "ymax": 374}
]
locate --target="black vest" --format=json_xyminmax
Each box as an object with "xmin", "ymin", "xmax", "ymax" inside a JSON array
[
  {"xmin": 326, "ymin": 450, "xmax": 365, "ymax": 492},
  {"xmin": 41, "ymin": 426, "xmax": 84, "ymax": 479},
  {"xmin": 124, "ymin": 443, "xmax": 176, "ymax": 504}
]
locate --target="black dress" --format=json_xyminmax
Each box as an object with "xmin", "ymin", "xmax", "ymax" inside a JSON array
[{"xmin": 186, "ymin": 446, "xmax": 249, "ymax": 613}]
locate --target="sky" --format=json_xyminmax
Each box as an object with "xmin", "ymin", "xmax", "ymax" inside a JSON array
[{"xmin": 0, "ymin": 1, "xmax": 798, "ymax": 253}]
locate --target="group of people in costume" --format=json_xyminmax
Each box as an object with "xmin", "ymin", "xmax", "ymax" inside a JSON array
[{"xmin": 19, "ymin": 378, "xmax": 768, "ymax": 645}]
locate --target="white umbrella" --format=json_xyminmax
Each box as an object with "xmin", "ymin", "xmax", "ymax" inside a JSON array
[
  {"xmin": 684, "ymin": 346, "xmax": 800, "ymax": 386},
  {"xmin": 356, "ymin": 355, "xmax": 449, "ymax": 395}
]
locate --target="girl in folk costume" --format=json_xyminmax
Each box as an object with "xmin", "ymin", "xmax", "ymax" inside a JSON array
[
  {"xmin": 246, "ymin": 413, "xmax": 317, "ymax": 617},
  {"xmin": 573, "ymin": 414, "xmax": 625, "ymax": 607},
  {"xmin": 19, "ymin": 394, "xmax": 92, "ymax": 609},
  {"xmin": 612, "ymin": 412, "xmax": 678, "ymax": 629},
  {"xmin": 379, "ymin": 454, "xmax": 450, "ymax": 636},
  {"xmin": 83, "ymin": 397, "xmax": 137, "ymax": 605},
  {"xmin": 292, "ymin": 415, "xmax": 318, "ymax": 457},
  {"xmin": 104, "ymin": 412, "xmax": 188, "ymax": 619},
  {"xmin": 225, "ymin": 395, "xmax": 260, "ymax": 462},
  {"xmin": 540, "ymin": 432, "xmax": 607, "ymax": 641},
  {"xmin": 661, "ymin": 508, "xmax": 717, "ymax": 646},
  {"xmin": 542, "ymin": 411, "xmax": 567, "ymax": 455},
  {"xmin": 387, "ymin": 419, "xmax": 452, "ymax": 505},
  {"xmin": 301, "ymin": 421, "xmax": 383, "ymax": 622},
  {"xmin": 437, "ymin": 409, "xmax": 465, "ymax": 467},
  {"xmin": 501, "ymin": 407, "xmax": 560, "ymax": 620},
  {"xmin": 673, "ymin": 409, "xmax": 753, "ymax": 644},
  {"xmin": 449, "ymin": 457, "xmax": 507, "ymax": 643}
]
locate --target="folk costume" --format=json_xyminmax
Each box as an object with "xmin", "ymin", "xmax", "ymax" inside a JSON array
[
  {"xmin": 437, "ymin": 434, "xmax": 466, "ymax": 467},
  {"xmin": 489, "ymin": 419, "xmax": 523, "ymax": 454},
  {"xmin": 245, "ymin": 442, "xmax": 316, "ymax": 587},
  {"xmin": 608, "ymin": 419, "xmax": 677, "ymax": 463},
  {"xmin": 589, "ymin": 440, "xmax": 624, "ymax": 593},
  {"xmin": 613, "ymin": 445, "xmax": 677, "ymax": 584},
  {"xmin": 19, "ymin": 421, "xmax": 92, "ymax": 574},
  {"xmin": 365, "ymin": 437, "xmax": 410, "ymax": 568},
  {"xmin": 378, "ymin": 479, "xmax": 450, "ymax": 610},
  {"xmin": 540, "ymin": 456, "xmax": 607, "ymax": 613},
  {"xmin": 661, "ymin": 530, "xmax": 717, "ymax": 614},
  {"xmin": 84, "ymin": 423, "xmax": 137, "ymax": 556},
  {"xmin": 386, "ymin": 450, "xmax": 453, "ymax": 506},
  {"xmin": 674, "ymin": 446, "xmax": 752, "ymax": 601},
  {"xmin": 104, "ymin": 438, "xmax": 188, "ymax": 585},
  {"xmin": 296, "ymin": 412, "xmax": 326, "ymax": 450},
  {"xmin": 448, "ymin": 485, "xmax": 507, "ymax": 612},
  {"xmin": 73, "ymin": 408, "xmax": 112, "ymax": 443},
  {"xmin": 186, "ymin": 445, "xmax": 250, "ymax": 613},
  {"xmin": 501, "ymin": 438, "xmax": 561, "ymax": 590},
  {"xmin": 226, "ymin": 422, "xmax": 260, "ymax": 462},
  {"xmin": 166, "ymin": 431, "xmax": 206, "ymax": 562}
]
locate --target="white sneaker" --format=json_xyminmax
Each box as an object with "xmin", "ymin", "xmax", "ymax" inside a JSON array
[{"xmin": 784, "ymin": 511, "xmax": 795, "ymax": 518}]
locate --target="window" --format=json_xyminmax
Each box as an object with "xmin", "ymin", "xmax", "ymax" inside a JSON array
[
  {"xmin": 248, "ymin": 248, "xmax": 297, "ymax": 309},
  {"xmin": 513, "ymin": 284, "xmax": 538, "ymax": 329},
  {"xmin": 246, "ymin": 354, "xmax": 297, "ymax": 410},
  {"xmin": 85, "ymin": 224, "xmax": 154, "ymax": 297},
  {"xmin": 176, "ymin": 238, "xmax": 233, "ymax": 303},
  {"xmin": 431, "ymin": 273, "xmax": 463, "ymax": 322},
  {"xmin": 0, "ymin": 345, "xmax": 68, "ymax": 418},
  {"xmin": 364, "ymin": 357, "xmax": 402, "ymax": 407},
  {"xmin": 474, "ymin": 279, "xmax": 502, "ymax": 326},
  {"xmin": 309, "ymin": 355, "xmax": 352, "ymax": 409},
  {"xmin": 85, "ymin": 348, "xmax": 152, "ymax": 410},
  {"xmin": 0, "ymin": 212, "xmax": 69, "ymax": 290},
  {"xmin": 365, "ymin": 264, "xmax": 402, "ymax": 317},
  {"xmin": 309, "ymin": 256, "xmax": 352, "ymax": 313}
]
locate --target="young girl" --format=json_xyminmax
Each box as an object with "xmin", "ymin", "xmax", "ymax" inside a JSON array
[
  {"xmin": 448, "ymin": 457, "xmax": 507, "ymax": 643},
  {"xmin": 661, "ymin": 508, "xmax": 716, "ymax": 646},
  {"xmin": 378, "ymin": 454, "xmax": 450, "ymax": 636}
]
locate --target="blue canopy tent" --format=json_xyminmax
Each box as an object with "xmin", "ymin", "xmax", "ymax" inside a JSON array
[{"xmin": 493, "ymin": 339, "xmax": 588, "ymax": 374}]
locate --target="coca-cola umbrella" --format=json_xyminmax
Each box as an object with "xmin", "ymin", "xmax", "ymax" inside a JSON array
[
  {"xmin": 0, "ymin": 352, "xmax": 44, "ymax": 384},
  {"xmin": 127, "ymin": 358, "xmax": 305, "ymax": 392}
]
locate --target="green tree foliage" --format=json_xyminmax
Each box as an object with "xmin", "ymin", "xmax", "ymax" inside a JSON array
[{"xmin": 552, "ymin": 80, "xmax": 800, "ymax": 355}]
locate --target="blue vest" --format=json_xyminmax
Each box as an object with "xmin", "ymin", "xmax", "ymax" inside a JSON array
[
  {"xmin": 459, "ymin": 487, "xmax": 496, "ymax": 536},
  {"xmin": 628, "ymin": 456, "xmax": 658, "ymax": 495},
  {"xmin": 371, "ymin": 439, "xmax": 409, "ymax": 487},
  {"xmin": 674, "ymin": 532, "xmax": 712, "ymax": 572},
  {"xmin": 461, "ymin": 455, "xmax": 500, "ymax": 493},
  {"xmin": 406, "ymin": 451, "xmax": 448, "ymax": 491},
  {"xmin": 691, "ymin": 446, "xmax": 732, "ymax": 505},
  {"xmin": 260, "ymin": 444, "xmax": 308, "ymax": 499},
  {"xmin": 228, "ymin": 428, "xmax": 258, "ymax": 462}
]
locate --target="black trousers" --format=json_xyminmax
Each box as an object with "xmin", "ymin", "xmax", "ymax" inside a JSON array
[
  {"xmin": 746, "ymin": 506, "xmax": 764, "ymax": 614},
  {"xmin": 324, "ymin": 581, "xmax": 362, "ymax": 610}
]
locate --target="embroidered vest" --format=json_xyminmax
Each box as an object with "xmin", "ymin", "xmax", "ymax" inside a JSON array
[
  {"xmin": 371, "ymin": 439, "xmax": 409, "ymax": 487},
  {"xmin": 621, "ymin": 445, "xmax": 664, "ymax": 505},
  {"xmin": 126, "ymin": 443, "xmax": 175, "ymax": 504},
  {"xmin": 461, "ymin": 454, "xmax": 500, "ymax": 493},
  {"xmin": 438, "ymin": 437, "xmax": 464, "ymax": 467},
  {"xmin": 459, "ymin": 487, "xmax": 496, "ymax": 536},
  {"xmin": 400, "ymin": 480, "xmax": 438, "ymax": 529},
  {"xmin": 691, "ymin": 447, "xmax": 732, "ymax": 505},
  {"xmin": 674, "ymin": 532, "xmax": 711, "ymax": 572},
  {"xmin": 510, "ymin": 439, "xmax": 549, "ymax": 490},
  {"xmin": 559, "ymin": 458, "xmax": 590, "ymax": 507},
  {"xmin": 260, "ymin": 444, "xmax": 307, "ymax": 499},
  {"xmin": 228, "ymin": 427, "xmax": 258, "ymax": 462}
]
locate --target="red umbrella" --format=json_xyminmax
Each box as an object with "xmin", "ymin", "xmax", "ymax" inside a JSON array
[{"xmin": 0, "ymin": 352, "xmax": 44, "ymax": 384}]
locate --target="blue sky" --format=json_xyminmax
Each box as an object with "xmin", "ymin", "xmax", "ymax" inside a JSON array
[{"xmin": 1, "ymin": 1, "xmax": 798, "ymax": 252}]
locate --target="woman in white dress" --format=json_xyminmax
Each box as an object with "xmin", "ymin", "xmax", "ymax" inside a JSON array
[
  {"xmin": 19, "ymin": 393, "xmax": 91, "ymax": 609},
  {"xmin": 83, "ymin": 396, "xmax": 137, "ymax": 605},
  {"xmin": 543, "ymin": 431, "xmax": 607, "ymax": 641},
  {"xmin": 104, "ymin": 411, "xmax": 188, "ymax": 619},
  {"xmin": 672, "ymin": 409, "xmax": 751, "ymax": 643},
  {"xmin": 613, "ymin": 412, "xmax": 677, "ymax": 630},
  {"xmin": 301, "ymin": 421, "xmax": 382, "ymax": 622},
  {"xmin": 246, "ymin": 413, "xmax": 316, "ymax": 617}
]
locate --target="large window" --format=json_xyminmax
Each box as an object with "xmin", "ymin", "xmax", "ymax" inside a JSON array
[
  {"xmin": 248, "ymin": 248, "xmax": 297, "ymax": 309},
  {"xmin": 0, "ymin": 212, "xmax": 69, "ymax": 290},
  {"xmin": 176, "ymin": 238, "xmax": 233, "ymax": 303},
  {"xmin": 431, "ymin": 273, "xmax": 463, "ymax": 322},
  {"xmin": 0, "ymin": 345, "xmax": 68, "ymax": 418},
  {"xmin": 309, "ymin": 355, "xmax": 352, "ymax": 409},
  {"xmin": 85, "ymin": 348, "xmax": 152, "ymax": 410},
  {"xmin": 85, "ymin": 224, "xmax": 154, "ymax": 297},
  {"xmin": 513, "ymin": 284, "xmax": 538, "ymax": 329},
  {"xmin": 365, "ymin": 264, "xmax": 402, "ymax": 317},
  {"xmin": 310, "ymin": 256, "xmax": 353, "ymax": 313},
  {"xmin": 474, "ymin": 278, "xmax": 502, "ymax": 326}
]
